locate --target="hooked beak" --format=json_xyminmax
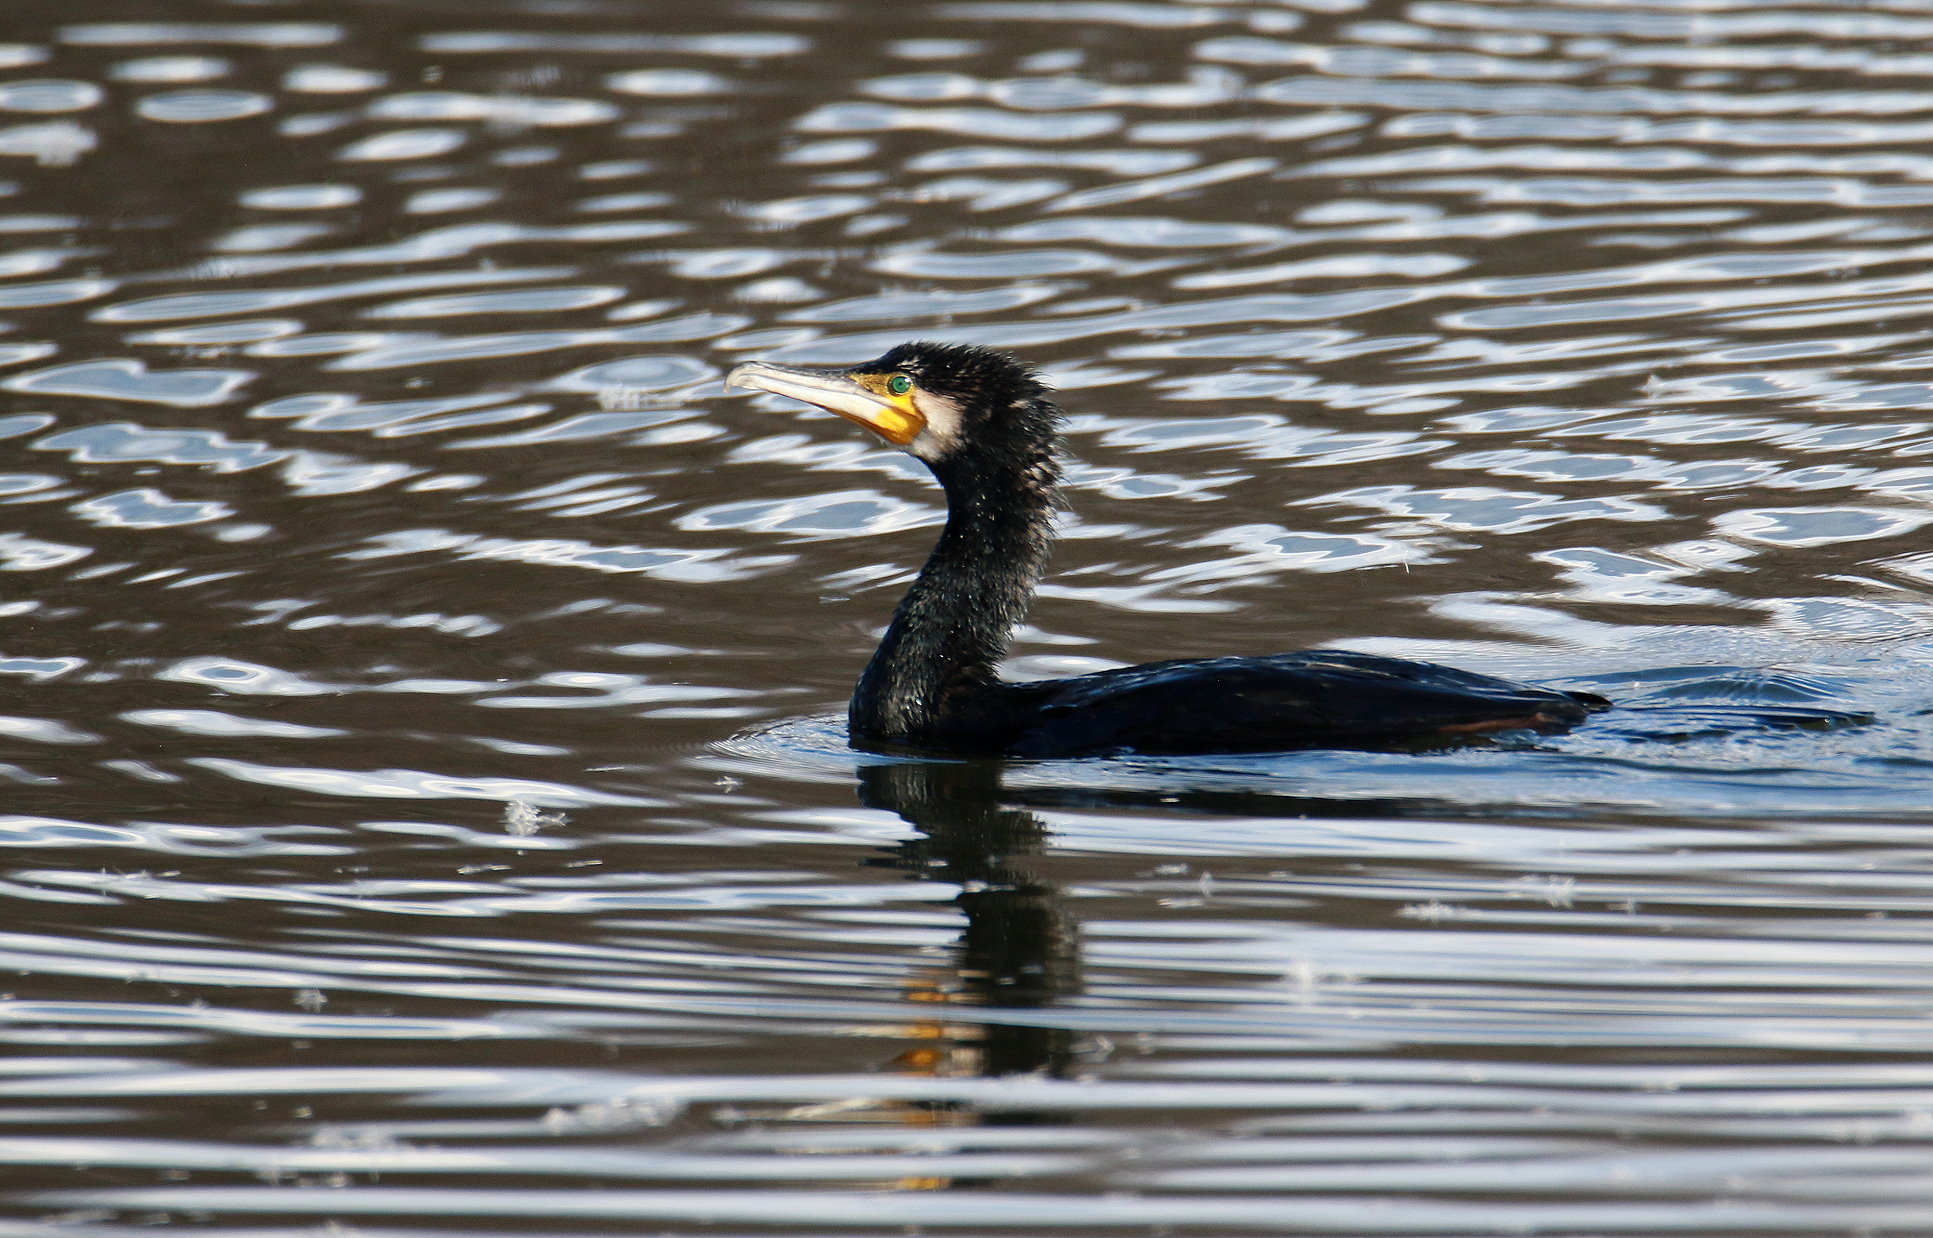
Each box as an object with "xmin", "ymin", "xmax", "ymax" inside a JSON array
[{"xmin": 725, "ymin": 361, "xmax": 925, "ymax": 447}]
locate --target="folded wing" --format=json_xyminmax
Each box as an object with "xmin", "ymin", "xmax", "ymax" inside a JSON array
[{"xmin": 1007, "ymin": 649, "xmax": 1608, "ymax": 758}]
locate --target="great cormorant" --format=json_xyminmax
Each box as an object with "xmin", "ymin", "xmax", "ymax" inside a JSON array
[{"xmin": 727, "ymin": 341, "xmax": 1607, "ymax": 757}]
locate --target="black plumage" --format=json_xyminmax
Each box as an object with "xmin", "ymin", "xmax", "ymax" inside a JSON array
[{"xmin": 728, "ymin": 341, "xmax": 1607, "ymax": 758}]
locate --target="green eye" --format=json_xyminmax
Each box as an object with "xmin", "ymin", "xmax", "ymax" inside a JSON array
[{"xmin": 886, "ymin": 374, "xmax": 913, "ymax": 396}]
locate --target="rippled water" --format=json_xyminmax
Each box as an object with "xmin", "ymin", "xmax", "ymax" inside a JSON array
[{"xmin": 5, "ymin": 1, "xmax": 1933, "ymax": 1234}]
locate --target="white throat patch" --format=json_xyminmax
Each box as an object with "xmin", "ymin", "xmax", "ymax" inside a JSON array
[{"xmin": 906, "ymin": 388, "xmax": 965, "ymax": 460}]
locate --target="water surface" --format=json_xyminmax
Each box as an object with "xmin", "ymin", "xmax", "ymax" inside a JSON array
[{"xmin": 5, "ymin": 1, "xmax": 1933, "ymax": 1234}]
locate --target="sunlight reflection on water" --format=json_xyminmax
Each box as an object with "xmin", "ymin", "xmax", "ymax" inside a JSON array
[{"xmin": 3, "ymin": 0, "xmax": 1933, "ymax": 1233}]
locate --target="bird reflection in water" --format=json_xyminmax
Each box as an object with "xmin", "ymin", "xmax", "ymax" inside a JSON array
[
  {"xmin": 861, "ymin": 758, "xmax": 1079, "ymax": 1091},
  {"xmin": 770, "ymin": 758, "xmax": 1078, "ymax": 1190}
]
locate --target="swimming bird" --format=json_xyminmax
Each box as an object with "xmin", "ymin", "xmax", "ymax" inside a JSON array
[{"xmin": 727, "ymin": 341, "xmax": 1608, "ymax": 757}]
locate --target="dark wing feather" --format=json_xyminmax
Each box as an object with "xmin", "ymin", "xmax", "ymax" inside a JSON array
[{"xmin": 1005, "ymin": 649, "xmax": 1607, "ymax": 758}]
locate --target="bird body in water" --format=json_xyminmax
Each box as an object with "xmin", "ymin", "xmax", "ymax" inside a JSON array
[{"xmin": 727, "ymin": 342, "xmax": 1608, "ymax": 758}]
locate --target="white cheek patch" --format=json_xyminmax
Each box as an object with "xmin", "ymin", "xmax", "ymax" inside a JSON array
[{"xmin": 906, "ymin": 389, "xmax": 965, "ymax": 460}]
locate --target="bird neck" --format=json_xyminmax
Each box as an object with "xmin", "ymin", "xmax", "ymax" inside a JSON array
[{"xmin": 850, "ymin": 438, "xmax": 1059, "ymax": 748}]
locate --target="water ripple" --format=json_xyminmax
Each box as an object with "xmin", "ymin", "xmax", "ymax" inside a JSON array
[{"xmin": 1, "ymin": 1, "xmax": 1932, "ymax": 1233}]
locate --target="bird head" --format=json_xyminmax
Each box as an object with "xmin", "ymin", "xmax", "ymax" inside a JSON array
[{"xmin": 726, "ymin": 340, "xmax": 1057, "ymax": 466}]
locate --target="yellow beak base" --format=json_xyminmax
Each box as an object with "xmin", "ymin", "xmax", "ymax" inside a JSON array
[{"xmin": 726, "ymin": 361, "xmax": 926, "ymax": 446}]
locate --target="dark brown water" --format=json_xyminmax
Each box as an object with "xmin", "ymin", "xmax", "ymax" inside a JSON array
[{"xmin": 5, "ymin": 1, "xmax": 1933, "ymax": 1234}]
